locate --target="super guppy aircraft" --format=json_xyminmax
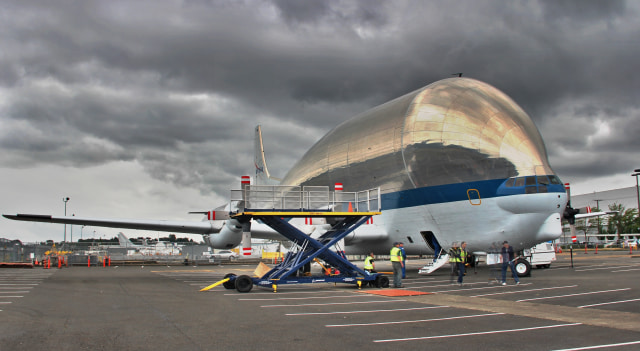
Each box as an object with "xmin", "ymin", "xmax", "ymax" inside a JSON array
[{"xmin": 4, "ymin": 77, "xmax": 568, "ymax": 271}]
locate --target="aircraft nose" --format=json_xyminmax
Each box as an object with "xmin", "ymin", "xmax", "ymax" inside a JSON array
[
  {"xmin": 536, "ymin": 213, "xmax": 564, "ymax": 242},
  {"xmin": 497, "ymin": 193, "xmax": 567, "ymax": 215}
]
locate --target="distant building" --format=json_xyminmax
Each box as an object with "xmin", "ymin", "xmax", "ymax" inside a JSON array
[
  {"xmin": 571, "ymin": 186, "xmax": 639, "ymax": 212},
  {"xmin": 566, "ymin": 186, "xmax": 640, "ymax": 242}
]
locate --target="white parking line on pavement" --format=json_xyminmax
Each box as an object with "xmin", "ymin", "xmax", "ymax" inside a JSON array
[
  {"xmin": 575, "ymin": 265, "xmax": 640, "ymax": 272},
  {"xmin": 611, "ymin": 268, "xmax": 640, "ymax": 273},
  {"xmin": 551, "ymin": 340, "xmax": 640, "ymax": 351},
  {"xmin": 433, "ymin": 283, "xmax": 532, "ymax": 293},
  {"xmin": 470, "ymin": 285, "xmax": 577, "ymax": 297},
  {"xmin": 239, "ymin": 294, "xmax": 374, "ymax": 301},
  {"xmin": 374, "ymin": 323, "xmax": 582, "ymax": 343},
  {"xmin": 326, "ymin": 312, "xmax": 504, "ymax": 327},
  {"xmin": 224, "ymin": 290, "xmax": 341, "ymax": 296},
  {"xmin": 578, "ymin": 298, "xmax": 640, "ymax": 308},
  {"xmin": 516, "ymin": 288, "xmax": 630, "ymax": 302},
  {"xmin": 261, "ymin": 300, "xmax": 406, "ymax": 308},
  {"xmin": 286, "ymin": 305, "xmax": 448, "ymax": 316}
]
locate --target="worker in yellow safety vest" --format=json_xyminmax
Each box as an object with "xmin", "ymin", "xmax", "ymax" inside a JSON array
[
  {"xmin": 390, "ymin": 242, "xmax": 404, "ymax": 288},
  {"xmin": 456, "ymin": 241, "xmax": 468, "ymax": 286},
  {"xmin": 364, "ymin": 252, "xmax": 375, "ymax": 273}
]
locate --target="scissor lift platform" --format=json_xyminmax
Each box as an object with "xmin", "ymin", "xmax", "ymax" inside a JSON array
[{"xmin": 219, "ymin": 185, "xmax": 388, "ymax": 292}]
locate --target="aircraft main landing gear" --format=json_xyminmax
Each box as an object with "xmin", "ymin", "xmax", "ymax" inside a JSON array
[{"xmin": 515, "ymin": 258, "xmax": 531, "ymax": 277}]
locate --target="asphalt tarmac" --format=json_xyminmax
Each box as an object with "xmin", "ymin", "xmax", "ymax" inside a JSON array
[{"xmin": 1, "ymin": 250, "xmax": 640, "ymax": 350}]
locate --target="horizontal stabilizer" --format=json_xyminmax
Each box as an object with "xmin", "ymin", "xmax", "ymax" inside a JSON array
[{"xmin": 575, "ymin": 211, "xmax": 618, "ymax": 219}]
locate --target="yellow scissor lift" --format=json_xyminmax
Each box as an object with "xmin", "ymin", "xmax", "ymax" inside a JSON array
[{"xmin": 215, "ymin": 185, "xmax": 388, "ymax": 293}]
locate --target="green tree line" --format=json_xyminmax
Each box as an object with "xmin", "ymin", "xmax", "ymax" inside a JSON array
[{"xmin": 606, "ymin": 203, "xmax": 639, "ymax": 238}]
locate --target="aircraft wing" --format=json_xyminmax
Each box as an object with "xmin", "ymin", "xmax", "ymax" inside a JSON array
[
  {"xmin": 574, "ymin": 211, "xmax": 618, "ymax": 219},
  {"xmin": 2, "ymin": 214, "xmax": 216, "ymax": 235}
]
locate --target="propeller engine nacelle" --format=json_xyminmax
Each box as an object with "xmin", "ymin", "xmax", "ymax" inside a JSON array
[
  {"xmin": 205, "ymin": 219, "xmax": 243, "ymax": 249},
  {"xmin": 202, "ymin": 175, "xmax": 253, "ymax": 250}
]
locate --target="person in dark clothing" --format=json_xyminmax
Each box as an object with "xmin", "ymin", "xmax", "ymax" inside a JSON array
[
  {"xmin": 501, "ymin": 241, "xmax": 520, "ymax": 285},
  {"xmin": 399, "ymin": 242, "xmax": 407, "ymax": 279}
]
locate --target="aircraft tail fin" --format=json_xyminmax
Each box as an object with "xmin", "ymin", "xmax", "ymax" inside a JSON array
[
  {"xmin": 118, "ymin": 232, "xmax": 139, "ymax": 247},
  {"xmin": 254, "ymin": 125, "xmax": 281, "ymax": 185},
  {"xmin": 117, "ymin": 232, "xmax": 135, "ymax": 247}
]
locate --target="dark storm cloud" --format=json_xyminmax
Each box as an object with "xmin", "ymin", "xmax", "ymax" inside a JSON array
[
  {"xmin": 539, "ymin": 0, "xmax": 626, "ymax": 22},
  {"xmin": 0, "ymin": 0, "xmax": 639, "ymax": 199},
  {"xmin": 274, "ymin": 0, "xmax": 389, "ymax": 28}
]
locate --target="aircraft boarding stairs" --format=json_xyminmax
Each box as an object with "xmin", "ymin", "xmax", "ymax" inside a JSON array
[
  {"xmin": 418, "ymin": 250, "xmax": 449, "ymax": 274},
  {"xmin": 218, "ymin": 185, "xmax": 387, "ymax": 293}
]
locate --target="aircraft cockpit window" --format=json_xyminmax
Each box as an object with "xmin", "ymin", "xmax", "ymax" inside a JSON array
[
  {"xmin": 498, "ymin": 174, "xmax": 564, "ymax": 195},
  {"xmin": 537, "ymin": 175, "xmax": 550, "ymax": 186},
  {"xmin": 525, "ymin": 177, "xmax": 536, "ymax": 186},
  {"xmin": 525, "ymin": 177, "xmax": 537, "ymax": 194},
  {"xmin": 547, "ymin": 175, "xmax": 562, "ymax": 185}
]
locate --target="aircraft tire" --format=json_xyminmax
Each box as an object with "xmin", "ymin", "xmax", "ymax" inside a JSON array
[
  {"xmin": 223, "ymin": 273, "xmax": 236, "ymax": 289},
  {"xmin": 514, "ymin": 258, "xmax": 531, "ymax": 277},
  {"xmin": 375, "ymin": 275, "xmax": 390, "ymax": 288},
  {"xmin": 235, "ymin": 275, "xmax": 253, "ymax": 293}
]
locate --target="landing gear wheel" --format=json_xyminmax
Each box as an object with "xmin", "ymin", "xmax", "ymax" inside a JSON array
[
  {"xmin": 375, "ymin": 275, "xmax": 390, "ymax": 288},
  {"xmin": 223, "ymin": 273, "xmax": 236, "ymax": 289},
  {"xmin": 515, "ymin": 258, "xmax": 531, "ymax": 277},
  {"xmin": 235, "ymin": 275, "xmax": 253, "ymax": 293}
]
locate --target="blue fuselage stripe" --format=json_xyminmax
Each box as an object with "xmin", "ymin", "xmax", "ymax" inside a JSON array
[{"xmin": 381, "ymin": 179, "xmax": 565, "ymax": 210}]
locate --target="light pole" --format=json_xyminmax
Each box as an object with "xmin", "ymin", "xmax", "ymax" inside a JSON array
[
  {"xmin": 633, "ymin": 169, "xmax": 640, "ymax": 227},
  {"xmin": 594, "ymin": 199, "xmax": 602, "ymax": 235},
  {"xmin": 70, "ymin": 214, "xmax": 75, "ymax": 244},
  {"xmin": 63, "ymin": 197, "xmax": 70, "ymax": 243}
]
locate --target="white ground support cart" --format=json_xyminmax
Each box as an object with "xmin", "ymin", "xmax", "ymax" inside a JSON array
[
  {"xmin": 523, "ymin": 242, "xmax": 556, "ymax": 269},
  {"xmin": 484, "ymin": 242, "xmax": 556, "ymax": 278}
]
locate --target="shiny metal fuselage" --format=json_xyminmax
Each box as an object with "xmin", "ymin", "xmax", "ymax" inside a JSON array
[
  {"xmin": 281, "ymin": 78, "xmax": 567, "ymax": 254},
  {"xmin": 1, "ymin": 78, "xmax": 567, "ymax": 254}
]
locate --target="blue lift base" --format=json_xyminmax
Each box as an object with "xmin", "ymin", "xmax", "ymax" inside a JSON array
[{"xmin": 225, "ymin": 211, "xmax": 389, "ymax": 292}]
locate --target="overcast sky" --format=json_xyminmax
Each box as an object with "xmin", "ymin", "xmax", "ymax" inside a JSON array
[{"xmin": 1, "ymin": 0, "xmax": 639, "ymax": 243}]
